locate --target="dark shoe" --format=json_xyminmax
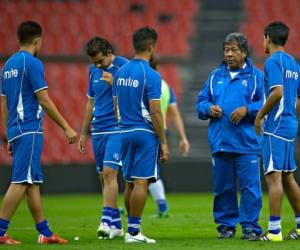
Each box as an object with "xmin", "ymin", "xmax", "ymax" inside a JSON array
[
  {"xmin": 241, "ymin": 228, "xmax": 259, "ymax": 240},
  {"xmin": 286, "ymin": 229, "xmax": 300, "ymax": 240},
  {"xmin": 218, "ymin": 227, "xmax": 235, "ymax": 239}
]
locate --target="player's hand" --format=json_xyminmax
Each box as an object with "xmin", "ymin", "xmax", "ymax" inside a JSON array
[
  {"xmin": 230, "ymin": 106, "xmax": 247, "ymax": 124},
  {"xmin": 254, "ymin": 112, "xmax": 264, "ymax": 135},
  {"xmin": 78, "ymin": 134, "xmax": 88, "ymax": 153},
  {"xmin": 101, "ymin": 72, "xmax": 113, "ymax": 85},
  {"xmin": 159, "ymin": 142, "xmax": 169, "ymax": 163},
  {"xmin": 210, "ymin": 105, "xmax": 222, "ymax": 118},
  {"xmin": 179, "ymin": 138, "xmax": 190, "ymax": 157},
  {"xmin": 7, "ymin": 142, "xmax": 12, "ymax": 156},
  {"xmin": 64, "ymin": 127, "xmax": 78, "ymax": 144}
]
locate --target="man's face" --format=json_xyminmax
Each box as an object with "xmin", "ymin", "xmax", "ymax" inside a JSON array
[
  {"xmin": 90, "ymin": 52, "xmax": 113, "ymax": 69},
  {"xmin": 224, "ymin": 42, "xmax": 246, "ymax": 70}
]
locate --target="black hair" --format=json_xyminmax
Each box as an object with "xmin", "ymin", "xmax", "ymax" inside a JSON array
[
  {"xmin": 264, "ymin": 21, "xmax": 289, "ymax": 46},
  {"xmin": 223, "ymin": 32, "xmax": 249, "ymax": 57},
  {"xmin": 133, "ymin": 26, "xmax": 158, "ymax": 53},
  {"xmin": 17, "ymin": 21, "xmax": 42, "ymax": 45},
  {"xmin": 84, "ymin": 37, "xmax": 113, "ymax": 57}
]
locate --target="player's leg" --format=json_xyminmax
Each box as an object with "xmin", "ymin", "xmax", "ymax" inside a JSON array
[
  {"xmin": 124, "ymin": 182, "xmax": 134, "ymax": 216},
  {"xmin": 102, "ymin": 133, "xmax": 123, "ymax": 239},
  {"xmin": 251, "ymin": 135, "xmax": 283, "ymax": 242},
  {"xmin": 0, "ymin": 183, "xmax": 27, "ymax": 244},
  {"xmin": 148, "ymin": 178, "xmax": 169, "ymax": 217},
  {"xmin": 236, "ymin": 154, "xmax": 262, "ymax": 239},
  {"xmin": 25, "ymin": 184, "xmax": 67, "ymax": 244},
  {"xmin": 92, "ymin": 135, "xmax": 113, "ymax": 239},
  {"xmin": 212, "ymin": 152, "xmax": 238, "ymax": 238},
  {"xmin": 282, "ymin": 140, "xmax": 300, "ymax": 239},
  {"xmin": 25, "ymin": 134, "xmax": 66, "ymax": 244},
  {"xmin": 0, "ymin": 134, "xmax": 40, "ymax": 245},
  {"xmin": 125, "ymin": 131, "xmax": 158, "ymax": 243}
]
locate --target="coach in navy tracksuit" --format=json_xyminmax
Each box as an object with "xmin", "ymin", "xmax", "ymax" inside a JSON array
[{"xmin": 195, "ymin": 33, "xmax": 263, "ymax": 239}]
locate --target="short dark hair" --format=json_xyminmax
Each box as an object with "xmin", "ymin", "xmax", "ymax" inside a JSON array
[
  {"xmin": 84, "ymin": 37, "xmax": 113, "ymax": 57},
  {"xmin": 264, "ymin": 21, "xmax": 289, "ymax": 46},
  {"xmin": 17, "ymin": 21, "xmax": 42, "ymax": 45},
  {"xmin": 133, "ymin": 26, "xmax": 158, "ymax": 53},
  {"xmin": 223, "ymin": 32, "xmax": 249, "ymax": 57}
]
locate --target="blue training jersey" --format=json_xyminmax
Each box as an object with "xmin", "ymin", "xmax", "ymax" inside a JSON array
[
  {"xmin": 1, "ymin": 51, "xmax": 48, "ymax": 142},
  {"xmin": 264, "ymin": 51, "xmax": 300, "ymax": 141},
  {"xmin": 113, "ymin": 58, "xmax": 162, "ymax": 132},
  {"xmin": 87, "ymin": 56, "xmax": 128, "ymax": 133}
]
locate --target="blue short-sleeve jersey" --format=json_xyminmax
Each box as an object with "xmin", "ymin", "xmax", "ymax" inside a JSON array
[
  {"xmin": 113, "ymin": 58, "xmax": 162, "ymax": 132},
  {"xmin": 1, "ymin": 51, "xmax": 48, "ymax": 142},
  {"xmin": 264, "ymin": 51, "xmax": 300, "ymax": 140},
  {"xmin": 87, "ymin": 56, "xmax": 128, "ymax": 133}
]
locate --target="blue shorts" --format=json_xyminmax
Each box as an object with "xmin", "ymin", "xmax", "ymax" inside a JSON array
[
  {"xmin": 121, "ymin": 130, "xmax": 160, "ymax": 183},
  {"xmin": 262, "ymin": 134, "xmax": 297, "ymax": 175},
  {"xmin": 11, "ymin": 133, "xmax": 44, "ymax": 184},
  {"xmin": 92, "ymin": 132, "xmax": 121, "ymax": 173}
]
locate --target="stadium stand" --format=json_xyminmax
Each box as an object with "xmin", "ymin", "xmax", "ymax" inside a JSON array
[
  {"xmin": 240, "ymin": 0, "xmax": 300, "ymax": 57},
  {"xmin": 0, "ymin": 0, "xmax": 198, "ymax": 57}
]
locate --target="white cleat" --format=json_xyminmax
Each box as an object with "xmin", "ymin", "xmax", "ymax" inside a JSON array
[
  {"xmin": 125, "ymin": 232, "xmax": 156, "ymax": 243},
  {"xmin": 109, "ymin": 226, "xmax": 124, "ymax": 239},
  {"xmin": 97, "ymin": 223, "xmax": 110, "ymax": 239}
]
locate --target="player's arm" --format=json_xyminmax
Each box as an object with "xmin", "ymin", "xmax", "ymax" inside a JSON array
[
  {"xmin": 195, "ymin": 73, "xmax": 221, "ymax": 120},
  {"xmin": 78, "ymin": 97, "xmax": 94, "ymax": 153},
  {"xmin": 0, "ymin": 96, "xmax": 7, "ymax": 134},
  {"xmin": 231, "ymin": 71, "xmax": 264, "ymax": 124},
  {"xmin": 35, "ymin": 89, "xmax": 78, "ymax": 144},
  {"xmin": 113, "ymin": 96, "xmax": 119, "ymax": 122},
  {"xmin": 297, "ymin": 97, "xmax": 300, "ymax": 116},
  {"xmin": 167, "ymin": 104, "xmax": 190, "ymax": 156},
  {"xmin": 0, "ymin": 96, "xmax": 11, "ymax": 155},
  {"xmin": 255, "ymin": 86, "xmax": 283, "ymax": 135},
  {"xmin": 149, "ymin": 99, "xmax": 169, "ymax": 162}
]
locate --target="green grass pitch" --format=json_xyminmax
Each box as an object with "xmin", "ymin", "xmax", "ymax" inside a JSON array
[{"xmin": 1, "ymin": 193, "xmax": 299, "ymax": 249}]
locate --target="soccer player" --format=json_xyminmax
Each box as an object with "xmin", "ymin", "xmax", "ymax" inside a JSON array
[
  {"xmin": 149, "ymin": 58, "xmax": 190, "ymax": 218},
  {"xmin": 78, "ymin": 37, "xmax": 128, "ymax": 239},
  {"xmin": 253, "ymin": 21, "xmax": 300, "ymax": 242},
  {"xmin": 0, "ymin": 21, "xmax": 78, "ymax": 245},
  {"xmin": 113, "ymin": 27, "xmax": 169, "ymax": 243},
  {"xmin": 195, "ymin": 33, "xmax": 263, "ymax": 239}
]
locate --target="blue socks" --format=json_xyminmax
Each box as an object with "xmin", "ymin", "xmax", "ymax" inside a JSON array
[
  {"xmin": 157, "ymin": 199, "xmax": 168, "ymax": 213},
  {"xmin": 36, "ymin": 220, "xmax": 53, "ymax": 237},
  {"xmin": 295, "ymin": 215, "xmax": 300, "ymax": 229},
  {"xmin": 112, "ymin": 208, "xmax": 122, "ymax": 229},
  {"xmin": 268, "ymin": 216, "xmax": 281, "ymax": 234},
  {"xmin": 101, "ymin": 207, "xmax": 113, "ymax": 226},
  {"xmin": 0, "ymin": 218, "xmax": 9, "ymax": 237},
  {"xmin": 127, "ymin": 216, "xmax": 140, "ymax": 235}
]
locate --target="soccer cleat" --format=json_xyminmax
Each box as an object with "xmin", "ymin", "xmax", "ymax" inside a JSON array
[
  {"xmin": 0, "ymin": 234, "xmax": 21, "ymax": 245},
  {"xmin": 125, "ymin": 232, "xmax": 156, "ymax": 243},
  {"xmin": 241, "ymin": 228, "xmax": 260, "ymax": 240},
  {"xmin": 97, "ymin": 223, "xmax": 110, "ymax": 239},
  {"xmin": 109, "ymin": 226, "xmax": 124, "ymax": 239},
  {"xmin": 218, "ymin": 227, "xmax": 235, "ymax": 239},
  {"xmin": 38, "ymin": 233, "xmax": 68, "ymax": 244},
  {"xmin": 249, "ymin": 231, "xmax": 283, "ymax": 242},
  {"xmin": 286, "ymin": 229, "xmax": 300, "ymax": 240},
  {"xmin": 152, "ymin": 210, "xmax": 170, "ymax": 219}
]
